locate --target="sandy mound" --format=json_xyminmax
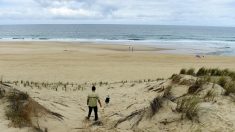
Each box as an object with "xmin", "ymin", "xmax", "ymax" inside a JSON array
[{"xmin": 0, "ymin": 71, "xmax": 235, "ymax": 132}]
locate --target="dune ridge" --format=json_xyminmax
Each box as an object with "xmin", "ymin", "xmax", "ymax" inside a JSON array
[{"xmin": 0, "ymin": 68, "xmax": 235, "ymax": 132}]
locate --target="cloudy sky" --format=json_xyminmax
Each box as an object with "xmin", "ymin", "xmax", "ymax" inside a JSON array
[{"xmin": 0, "ymin": 0, "xmax": 235, "ymax": 26}]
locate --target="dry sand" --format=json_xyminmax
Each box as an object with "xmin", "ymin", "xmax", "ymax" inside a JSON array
[
  {"xmin": 1, "ymin": 74, "xmax": 235, "ymax": 132},
  {"xmin": 0, "ymin": 41, "xmax": 235, "ymax": 132},
  {"xmin": 0, "ymin": 41, "xmax": 235, "ymax": 82}
]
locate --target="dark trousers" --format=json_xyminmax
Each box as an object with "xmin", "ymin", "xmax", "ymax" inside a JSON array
[{"xmin": 88, "ymin": 106, "xmax": 98, "ymax": 120}]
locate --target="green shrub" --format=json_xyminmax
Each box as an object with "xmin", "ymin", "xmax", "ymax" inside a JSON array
[
  {"xmin": 196, "ymin": 67, "xmax": 207, "ymax": 76},
  {"xmin": 180, "ymin": 68, "xmax": 187, "ymax": 74},
  {"xmin": 186, "ymin": 68, "xmax": 195, "ymax": 76},
  {"xmin": 207, "ymin": 68, "xmax": 221, "ymax": 76},
  {"xmin": 229, "ymin": 72, "xmax": 235, "ymax": 81},
  {"xmin": 222, "ymin": 69, "xmax": 230, "ymax": 76},
  {"xmin": 199, "ymin": 76, "xmax": 212, "ymax": 85},
  {"xmin": 218, "ymin": 76, "xmax": 228, "ymax": 88}
]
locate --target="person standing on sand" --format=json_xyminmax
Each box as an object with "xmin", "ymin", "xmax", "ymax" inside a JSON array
[{"xmin": 87, "ymin": 86, "xmax": 102, "ymax": 121}]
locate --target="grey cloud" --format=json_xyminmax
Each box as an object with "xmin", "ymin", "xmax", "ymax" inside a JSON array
[{"xmin": 0, "ymin": 0, "xmax": 235, "ymax": 26}]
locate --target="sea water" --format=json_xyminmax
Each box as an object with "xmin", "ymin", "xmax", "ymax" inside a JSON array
[{"xmin": 0, "ymin": 24, "xmax": 235, "ymax": 55}]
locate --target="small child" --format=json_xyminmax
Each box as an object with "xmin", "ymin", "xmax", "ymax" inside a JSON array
[{"xmin": 105, "ymin": 95, "xmax": 110, "ymax": 105}]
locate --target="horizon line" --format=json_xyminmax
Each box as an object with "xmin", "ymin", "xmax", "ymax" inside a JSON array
[{"xmin": 0, "ymin": 23, "xmax": 235, "ymax": 28}]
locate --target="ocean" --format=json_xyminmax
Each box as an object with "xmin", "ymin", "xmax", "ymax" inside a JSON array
[{"xmin": 0, "ymin": 24, "xmax": 235, "ymax": 55}]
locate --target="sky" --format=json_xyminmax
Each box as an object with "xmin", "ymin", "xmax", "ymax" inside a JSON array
[{"xmin": 0, "ymin": 0, "xmax": 235, "ymax": 26}]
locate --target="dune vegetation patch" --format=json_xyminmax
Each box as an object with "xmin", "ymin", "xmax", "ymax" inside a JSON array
[
  {"xmin": 0, "ymin": 82, "xmax": 64, "ymax": 131},
  {"xmin": 176, "ymin": 96, "xmax": 200, "ymax": 121},
  {"xmin": 180, "ymin": 67, "xmax": 235, "ymax": 96},
  {"xmin": 5, "ymin": 91, "xmax": 31, "ymax": 127}
]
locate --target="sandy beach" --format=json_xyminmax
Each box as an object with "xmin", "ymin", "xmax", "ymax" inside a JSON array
[
  {"xmin": 0, "ymin": 41, "xmax": 235, "ymax": 82},
  {"xmin": 0, "ymin": 41, "xmax": 235, "ymax": 132}
]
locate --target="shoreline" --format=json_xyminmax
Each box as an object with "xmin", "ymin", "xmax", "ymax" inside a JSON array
[{"xmin": 0, "ymin": 40, "xmax": 234, "ymax": 56}]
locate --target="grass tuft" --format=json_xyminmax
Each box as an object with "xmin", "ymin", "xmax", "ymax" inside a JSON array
[
  {"xmin": 180, "ymin": 68, "xmax": 187, "ymax": 74},
  {"xmin": 196, "ymin": 67, "xmax": 207, "ymax": 76},
  {"xmin": 217, "ymin": 76, "xmax": 228, "ymax": 88},
  {"xmin": 171, "ymin": 74, "xmax": 182, "ymax": 84},
  {"xmin": 204, "ymin": 89, "xmax": 216, "ymax": 101},
  {"xmin": 224, "ymin": 81, "xmax": 235, "ymax": 96},
  {"xmin": 186, "ymin": 68, "xmax": 195, "ymax": 76},
  {"xmin": 5, "ymin": 91, "xmax": 31, "ymax": 127},
  {"xmin": 176, "ymin": 96, "xmax": 200, "ymax": 121},
  {"xmin": 163, "ymin": 86, "xmax": 174, "ymax": 101},
  {"xmin": 149, "ymin": 97, "xmax": 163, "ymax": 117},
  {"xmin": 188, "ymin": 79, "xmax": 206, "ymax": 94}
]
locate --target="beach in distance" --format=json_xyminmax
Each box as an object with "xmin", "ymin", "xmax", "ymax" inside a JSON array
[{"xmin": 0, "ymin": 41, "xmax": 235, "ymax": 82}]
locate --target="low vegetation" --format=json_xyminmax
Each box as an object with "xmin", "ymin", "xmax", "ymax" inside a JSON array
[
  {"xmin": 196, "ymin": 67, "xmax": 207, "ymax": 76},
  {"xmin": 176, "ymin": 96, "xmax": 200, "ymax": 121},
  {"xmin": 217, "ymin": 76, "xmax": 228, "ymax": 88},
  {"xmin": 181, "ymin": 67, "xmax": 235, "ymax": 80},
  {"xmin": 171, "ymin": 74, "xmax": 182, "ymax": 84},
  {"xmin": 178, "ymin": 67, "xmax": 235, "ymax": 96},
  {"xmin": 204, "ymin": 89, "xmax": 216, "ymax": 102},
  {"xmin": 180, "ymin": 68, "xmax": 187, "ymax": 74},
  {"xmin": 188, "ymin": 79, "xmax": 206, "ymax": 94},
  {"xmin": 5, "ymin": 91, "xmax": 31, "ymax": 127},
  {"xmin": 149, "ymin": 97, "xmax": 163, "ymax": 117},
  {"xmin": 224, "ymin": 81, "xmax": 235, "ymax": 96},
  {"xmin": 186, "ymin": 68, "xmax": 195, "ymax": 76}
]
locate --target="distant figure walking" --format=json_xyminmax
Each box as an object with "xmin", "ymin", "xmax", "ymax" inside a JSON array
[
  {"xmin": 87, "ymin": 86, "xmax": 102, "ymax": 121},
  {"xmin": 132, "ymin": 47, "xmax": 134, "ymax": 52}
]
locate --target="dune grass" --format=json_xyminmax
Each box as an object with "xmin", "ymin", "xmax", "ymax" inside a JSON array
[
  {"xmin": 224, "ymin": 81, "xmax": 235, "ymax": 96},
  {"xmin": 171, "ymin": 74, "xmax": 182, "ymax": 84},
  {"xmin": 217, "ymin": 76, "xmax": 228, "ymax": 88},
  {"xmin": 188, "ymin": 79, "xmax": 206, "ymax": 94},
  {"xmin": 204, "ymin": 89, "xmax": 216, "ymax": 101},
  {"xmin": 180, "ymin": 68, "xmax": 187, "ymax": 74},
  {"xmin": 176, "ymin": 96, "xmax": 200, "ymax": 121},
  {"xmin": 5, "ymin": 91, "xmax": 31, "ymax": 127},
  {"xmin": 186, "ymin": 68, "xmax": 195, "ymax": 76},
  {"xmin": 149, "ymin": 97, "xmax": 163, "ymax": 117},
  {"xmin": 180, "ymin": 67, "xmax": 235, "ymax": 80}
]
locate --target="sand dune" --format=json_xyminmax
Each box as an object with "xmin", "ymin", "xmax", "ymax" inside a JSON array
[{"xmin": 0, "ymin": 72, "xmax": 235, "ymax": 132}]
